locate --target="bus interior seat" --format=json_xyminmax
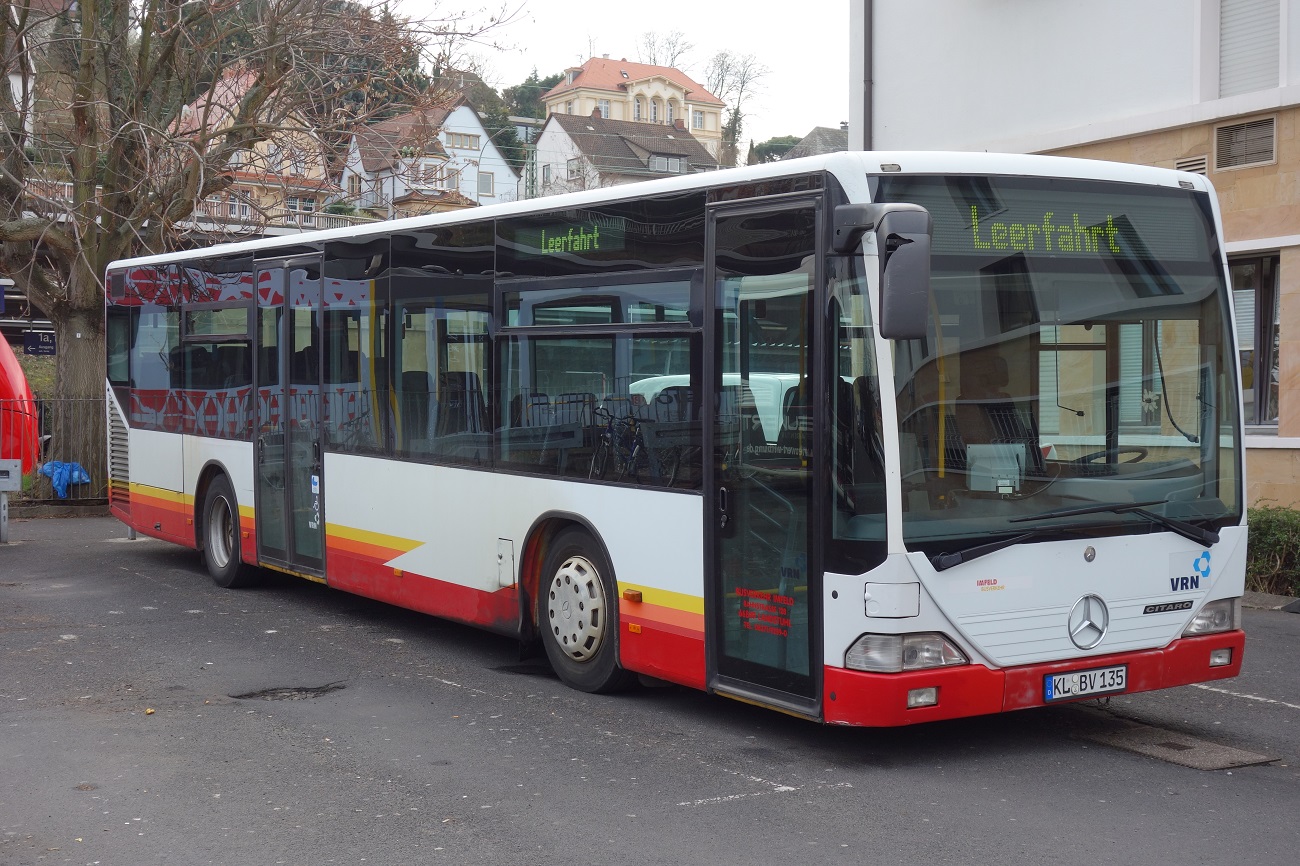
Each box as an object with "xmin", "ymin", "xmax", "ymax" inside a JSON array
[
  {"xmin": 435, "ymin": 371, "xmax": 487, "ymax": 436},
  {"xmin": 257, "ymin": 346, "xmax": 279, "ymax": 385},
  {"xmin": 552, "ymin": 392, "xmax": 595, "ymax": 427},
  {"xmin": 213, "ymin": 344, "xmax": 250, "ymax": 388},
  {"xmin": 954, "ymin": 354, "xmax": 1044, "ymax": 479},
  {"xmin": 777, "ymin": 383, "xmax": 813, "ymax": 450},
  {"xmin": 401, "ymin": 371, "xmax": 433, "ymax": 444},
  {"xmin": 291, "ymin": 345, "xmax": 319, "ymax": 383}
]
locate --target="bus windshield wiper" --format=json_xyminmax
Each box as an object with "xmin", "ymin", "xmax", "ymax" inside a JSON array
[
  {"xmin": 930, "ymin": 527, "xmax": 1063, "ymax": 571},
  {"xmin": 1010, "ymin": 500, "xmax": 1218, "ymax": 547}
]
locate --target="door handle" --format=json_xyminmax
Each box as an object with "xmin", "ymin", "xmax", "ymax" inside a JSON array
[{"xmin": 718, "ymin": 485, "xmax": 729, "ymax": 529}]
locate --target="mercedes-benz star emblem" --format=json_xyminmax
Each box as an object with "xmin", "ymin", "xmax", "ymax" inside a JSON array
[{"xmin": 1068, "ymin": 594, "xmax": 1109, "ymax": 650}]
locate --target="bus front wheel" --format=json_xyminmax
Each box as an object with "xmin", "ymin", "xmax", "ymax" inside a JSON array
[
  {"xmin": 202, "ymin": 475, "xmax": 258, "ymax": 589},
  {"xmin": 538, "ymin": 528, "xmax": 635, "ymax": 693}
]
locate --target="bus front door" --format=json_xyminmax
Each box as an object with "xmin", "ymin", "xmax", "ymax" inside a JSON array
[
  {"xmin": 254, "ymin": 256, "xmax": 326, "ymax": 576},
  {"xmin": 706, "ymin": 201, "xmax": 821, "ymax": 716}
]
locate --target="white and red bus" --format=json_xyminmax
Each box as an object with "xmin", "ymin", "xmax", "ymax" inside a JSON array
[{"xmin": 105, "ymin": 152, "xmax": 1246, "ymax": 725}]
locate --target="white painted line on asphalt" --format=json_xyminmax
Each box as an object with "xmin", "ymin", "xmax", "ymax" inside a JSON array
[
  {"xmin": 678, "ymin": 781, "xmax": 852, "ymax": 808},
  {"xmin": 1191, "ymin": 683, "xmax": 1300, "ymax": 711}
]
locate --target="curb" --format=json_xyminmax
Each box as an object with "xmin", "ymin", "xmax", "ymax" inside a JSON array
[
  {"xmin": 1243, "ymin": 590, "xmax": 1300, "ymax": 612},
  {"xmin": 7, "ymin": 502, "xmax": 111, "ymax": 518}
]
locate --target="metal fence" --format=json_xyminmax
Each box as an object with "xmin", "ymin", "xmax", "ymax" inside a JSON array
[{"xmin": 0, "ymin": 397, "xmax": 109, "ymax": 504}]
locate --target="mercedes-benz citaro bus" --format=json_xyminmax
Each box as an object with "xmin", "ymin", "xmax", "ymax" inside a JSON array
[{"xmin": 104, "ymin": 151, "xmax": 1245, "ymax": 726}]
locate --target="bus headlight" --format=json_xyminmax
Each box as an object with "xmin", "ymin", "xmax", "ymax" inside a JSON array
[
  {"xmin": 1183, "ymin": 598, "xmax": 1241, "ymax": 636},
  {"xmin": 845, "ymin": 632, "xmax": 968, "ymax": 673}
]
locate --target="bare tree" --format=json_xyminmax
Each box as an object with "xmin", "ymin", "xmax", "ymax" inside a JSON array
[
  {"xmin": 704, "ymin": 50, "xmax": 769, "ymax": 167},
  {"xmin": 0, "ymin": 0, "xmax": 505, "ymax": 488},
  {"xmin": 637, "ymin": 30, "xmax": 693, "ymax": 68}
]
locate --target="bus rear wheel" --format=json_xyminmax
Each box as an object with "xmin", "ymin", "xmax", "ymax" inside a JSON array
[
  {"xmin": 202, "ymin": 475, "xmax": 257, "ymax": 589},
  {"xmin": 538, "ymin": 528, "xmax": 635, "ymax": 693}
]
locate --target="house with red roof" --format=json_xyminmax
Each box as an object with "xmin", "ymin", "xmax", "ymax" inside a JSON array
[{"xmin": 542, "ymin": 56, "xmax": 725, "ymax": 159}]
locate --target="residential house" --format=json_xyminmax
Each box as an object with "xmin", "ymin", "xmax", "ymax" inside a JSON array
[
  {"xmin": 340, "ymin": 102, "xmax": 518, "ymax": 218},
  {"xmin": 4, "ymin": 0, "xmax": 69, "ymax": 139},
  {"xmin": 783, "ymin": 125, "xmax": 849, "ymax": 160},
  {"xmin": 174, "ymin": 68, "xmax": 344, "ymax": 238},
  {"xmin": 533, "ymin": 112, "xmax": 718, "ymax": 196},
  {"xmin": 861, "ymin": 0, "xmax": 1300, "ymax": 506},
  {"xmin": 542, "ymin": 56, "xmax": 725, "ymax": 159}
]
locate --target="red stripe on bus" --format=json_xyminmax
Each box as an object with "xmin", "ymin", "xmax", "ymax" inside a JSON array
[
  {"xmin": 619, "ymin": 623, "xmax": 706, "ymax": 689},
  {"xmin": 620, "ymin": 600, "xmax": 704, "ymax": 637},
  {"xmin": 123, "ymin": 492, "xmax": 195, "ymax": 548},
  {"xmin": 325, "ymin": 547, "xmax": 522, "ymax": 635}
]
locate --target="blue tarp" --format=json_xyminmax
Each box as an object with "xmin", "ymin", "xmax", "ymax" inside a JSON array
[{"xmin": 39, "ymin": 461, "xmax": 90, "ymax": 499}]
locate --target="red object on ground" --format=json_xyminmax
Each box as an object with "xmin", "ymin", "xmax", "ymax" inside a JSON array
[{"xmin": 0, "ymin": 338, "xmax": 40, "ymax": 476}]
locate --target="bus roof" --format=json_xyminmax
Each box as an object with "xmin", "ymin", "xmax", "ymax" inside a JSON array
[{"xmin": 107, "ymin": 150, "xmax": 1213, "ymax": 271}]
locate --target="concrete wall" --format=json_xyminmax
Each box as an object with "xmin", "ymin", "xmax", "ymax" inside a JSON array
[{"xmin": 871, "ymin": 0, "xmax": 1198, "ymax": 150}]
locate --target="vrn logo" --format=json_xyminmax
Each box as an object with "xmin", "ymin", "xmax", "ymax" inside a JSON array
[{"xmin": 1170, "ymin": 552, "xmax": 1211, "ymax": 591}]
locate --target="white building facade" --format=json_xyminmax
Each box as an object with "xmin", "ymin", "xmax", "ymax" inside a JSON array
[
  {"xmin": 855, "ymin": 0, "xmax": 1300, "ymax": 506},
  {"xmin": 342, "ymin": 104, "xmax": 518, "ymax": 217}
]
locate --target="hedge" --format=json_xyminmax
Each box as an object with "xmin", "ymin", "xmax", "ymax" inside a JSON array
[{"xmin": 1246, "ymin": 505, "xmax": 1300, "ymax": 597}]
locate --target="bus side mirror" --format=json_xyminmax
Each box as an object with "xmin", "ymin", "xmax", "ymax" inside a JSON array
[{"xmin": 833, "ymin": 203, "xmax": 932, "ymax": 340}]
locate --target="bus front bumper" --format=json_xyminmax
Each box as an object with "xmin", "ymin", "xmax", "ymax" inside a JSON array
[{"xmin": 822, "ymin": 630, "xmax": 1246, "ymax": 727}]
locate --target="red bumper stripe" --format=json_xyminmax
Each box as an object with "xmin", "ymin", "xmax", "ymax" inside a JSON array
[{"xmin": 823, "ymin": 631, "xmax": 1246, "ymax": 727}]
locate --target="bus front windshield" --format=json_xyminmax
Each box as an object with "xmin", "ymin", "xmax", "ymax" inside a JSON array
[{"xmin": 876, "ymin": 175, "xmax": 1241, "ymax": 550}]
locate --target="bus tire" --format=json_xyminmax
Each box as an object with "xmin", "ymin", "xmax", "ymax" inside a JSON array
[
  {"xmin": 202, "ymin": 475, "xmax": 257, "ymax": 589},
  {"xmin": 538, "ymin": 528, "xmax": 635, "ymax": 693}
]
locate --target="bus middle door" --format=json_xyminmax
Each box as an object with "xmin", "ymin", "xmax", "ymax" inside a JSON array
[{"xmin": 254, "ymin": 255, "xmax": 326, "ymax": 577}]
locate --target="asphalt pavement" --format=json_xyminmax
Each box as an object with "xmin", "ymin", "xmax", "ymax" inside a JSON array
[{"xmin": 2, "ymin": 516, "xmax": 1298, "ymax": 866}]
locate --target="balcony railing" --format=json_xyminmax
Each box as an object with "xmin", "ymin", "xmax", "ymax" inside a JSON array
[{"xmin": 21, "ymin": 180, "xmax": 375, "ymax": 235}]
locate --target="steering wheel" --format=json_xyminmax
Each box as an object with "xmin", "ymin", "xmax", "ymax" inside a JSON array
[{"xmin": 1074, "ymin": 446, "xmax": 1148, "ymax": 466}]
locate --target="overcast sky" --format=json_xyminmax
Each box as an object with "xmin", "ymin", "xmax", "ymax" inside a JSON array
[{"xmin": 402, "ymin": 0, "xmax": 851, "ymax": 150}]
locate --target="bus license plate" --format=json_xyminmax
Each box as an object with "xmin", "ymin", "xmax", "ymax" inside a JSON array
[{"xmin": 1044, "ymin": 665, "xmax": 1127, "ymax": 702}]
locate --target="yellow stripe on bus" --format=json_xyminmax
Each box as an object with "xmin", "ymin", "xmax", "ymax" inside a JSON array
[
  {"xmin": 325, "ymin": 523, "xmax": 424, "ymax": 555},
  {"xmin": 128, "ymin": 483, "xmax": 192, "ymax": 506},
  {"xmin": 617, "ymin": 582, "xmax": 704, "ymax": 616}
]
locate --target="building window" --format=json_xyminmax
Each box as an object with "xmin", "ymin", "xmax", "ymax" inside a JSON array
[
  {"xmin": 419, "ymin": 160, "xmax": 445, "ymax": 186},
  {"xmin": 634, "ymin": 98, "xmax": 643, "ymax": 121},
  {"xmin": 566, "ymin": 100, "xmax": 574, "ymax": 114},
  {"xmin": 597, "ymin": 99, "xmax": 611, "ymax": 118},
  {"xmin": 347, "ymin": 174, "xmax": 361, "ymax": 197},
  {"xmin": 1215, "ymin": 117, "xmax": 1275, "ymax": 170},
  {"xmin": 1231, "ymin": 255, "xmax": 1280, "ymax": 426},
  {"xmin": 287, "ymin": 148, "xmax": 306, "ymax": 176},
  {"xmin": 692, "ymin": 110, "xmax": 704, "ymax": 130},
  {"xmin": 566, "ymin": 158, "xmax": 582, "ymax": 180},
  {"xmin": 649, "ymin": 155, "xmax": 683, "ymax": 173},
  {"xmin": 446, "ymin": 132, "xmax": 481, "ymax": 150},
  {"xmin": 1220, "ymin": 0, "xmax": 1280, "ymax": 97},
  {"xmin": 667, "ymin": 101, "xmax": 676, "ymax": 124},
  {"xmin": 651, "ymin": 100, "xmax": 659, "ymax": 122},
  {"xmin": 286, "ymin": 196, "xmax": 316, "ymax": 228},
  {"xmin": 227, "ymin": 194, "xmax": 251, "ymax": 220},
  {"xmin": 478, "ymin": 171, "xmax": 494, "ymax": 196},
  {"xmin": 542, "ymin": 164, "xmax": 552, "ymax": 185}
]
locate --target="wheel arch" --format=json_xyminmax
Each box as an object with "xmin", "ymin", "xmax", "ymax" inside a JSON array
[
  {"xmin": 192, "ymin": 460, "xmax": 237, "ymax": 552},
  {"xmin": 518, "ymin": 510, "xmax": 616, "ymax": 639}
]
